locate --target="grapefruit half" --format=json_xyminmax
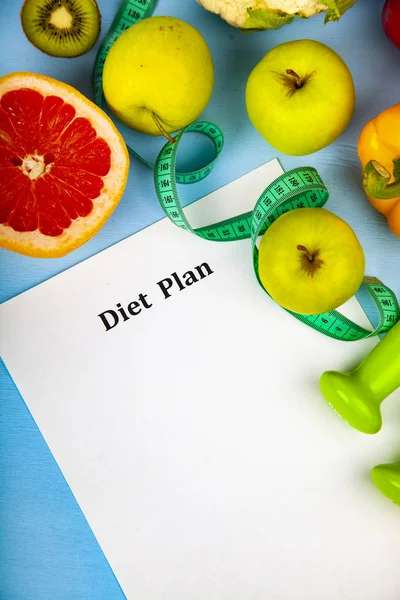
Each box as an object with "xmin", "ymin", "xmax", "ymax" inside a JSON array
[{"xmin": 0, "ymin": 72, "xmax": 129, "ymax": 258}]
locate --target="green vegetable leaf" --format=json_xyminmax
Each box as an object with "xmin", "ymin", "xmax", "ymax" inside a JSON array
[
  {"xmin": 242, "ymin": 0, "xmax": 357, "ymax": 31},
  {"xmin": 323, "ymin": 0, "xmax": 358, "ymax": 23},
  {"xmin": 243, "ymin": 8, "xmax": 295, "ymax": 31}
]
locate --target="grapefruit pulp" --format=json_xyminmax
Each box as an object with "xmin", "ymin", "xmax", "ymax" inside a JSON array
[{"xmin": 0, "ymin": 72, "xmax": 129, "ymax": 257}]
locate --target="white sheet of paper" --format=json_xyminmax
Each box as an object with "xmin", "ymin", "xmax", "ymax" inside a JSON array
[{"xmin": 1, "ymin": 159, "xmax": 399, "ymax": 600}]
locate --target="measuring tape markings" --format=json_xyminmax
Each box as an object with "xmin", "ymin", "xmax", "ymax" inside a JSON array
[
  {"xmin": 93, "ymin": 0, "xmax": 157, "ymax": 106},
  {"xmin": 93, "ymin": 0, "xmax": 400, "ymax": 341},
  {"xmin": 154, "ymin": 133, "xmax": 399, "ymax": 341},
  {"xmin": 93, "ymin": 0, "xmax": 223, "ymax": 183}
]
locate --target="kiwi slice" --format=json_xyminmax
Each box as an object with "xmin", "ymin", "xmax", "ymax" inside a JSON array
[{"xmin": 21, "ymin": 0, "xmax": 101, "ymax": 58}]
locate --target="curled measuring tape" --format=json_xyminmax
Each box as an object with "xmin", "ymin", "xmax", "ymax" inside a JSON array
[
  {"xmin": 92, "ymin": 0, "xmax": 222, "ymax": 183},
  {"xmin": 154, "ymin": 132, "xmax": 399, "ymax": 341},
  {"xmin": 93, "ymin": 0, "xmax": 399, "ymax": 342}
]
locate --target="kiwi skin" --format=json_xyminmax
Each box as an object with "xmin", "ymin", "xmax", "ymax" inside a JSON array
[{"xmin": 20, "ymin": 0, "xmax": 101, "ymax": 58}]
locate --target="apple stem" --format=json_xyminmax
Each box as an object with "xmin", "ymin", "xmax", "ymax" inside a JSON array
[
  {"xmin": 362, "ymin": 159, "xmax": 400, "ymax": 199},
  {"xmin": 297, "ymin": 244, "xmax": 314, "ymax": 261},
  {"xmin": 151, "ymin": 112, "xmax": 176, "ymax": 144},
  {"xmin": 286, "ymin": 69, "xmax": 303, "ymax": 89}
]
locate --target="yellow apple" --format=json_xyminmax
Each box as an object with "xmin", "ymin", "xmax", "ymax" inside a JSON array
[
  {"xmin": 245, "ymin": 40, "xmax": 355, "ymax": 155},
  {"xmin": 258, "ymin": 208, "xmax": 365, "ymax": 315},
  {"xmin": 102, "ymin": 16, "xmax": 214, "ymax": 138}
]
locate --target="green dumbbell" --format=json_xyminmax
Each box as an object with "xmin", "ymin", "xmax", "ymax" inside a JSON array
[
  {"xmin": 319, "ymin": 320, "xmax": 400, "ymax": 434},
  {"xmin": 371, "ymin": 462, "xmax": 400, "ymax": 507}
]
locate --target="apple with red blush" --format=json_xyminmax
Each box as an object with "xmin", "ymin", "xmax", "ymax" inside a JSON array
[{"xmin": 382, "ymin": 0, "xmax": 400, "ymax": 49}]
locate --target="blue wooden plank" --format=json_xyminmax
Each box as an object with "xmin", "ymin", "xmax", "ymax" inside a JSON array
[{"xmin": 1, "ymin": 1, "xmax": 399, "ymax": 598}]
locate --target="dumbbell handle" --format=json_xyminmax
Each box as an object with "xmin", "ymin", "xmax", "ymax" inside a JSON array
[
  {"xmin": 357, "ymin": 320, "xmax": 400, "ymax": 401},
  {"xmin": 320, "ymin": 320, "xmax": 400, "ymax": 433}
]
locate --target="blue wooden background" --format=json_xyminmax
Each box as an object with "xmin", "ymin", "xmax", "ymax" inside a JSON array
[{"xmin": 1, "ymin": 1, "xmax": 399, "ymax": 598}]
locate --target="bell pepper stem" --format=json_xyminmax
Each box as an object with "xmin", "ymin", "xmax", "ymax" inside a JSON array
[
  {"xmin": 393, "ymin": 158, "xmax": 400, "ymax": 180},
  {"xmin": 362, "ymin": 160, "xmax": 400, "ymax": 199}
]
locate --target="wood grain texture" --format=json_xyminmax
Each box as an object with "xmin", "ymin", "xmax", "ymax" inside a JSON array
[{"xmin": 1, "ymin": 1, "xmax": 399, "ymax": 598}]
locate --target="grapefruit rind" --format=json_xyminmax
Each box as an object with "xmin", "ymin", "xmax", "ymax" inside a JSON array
[{"xmin": 0, "ymin": 72, "xmax": 129, "ymax": 258}]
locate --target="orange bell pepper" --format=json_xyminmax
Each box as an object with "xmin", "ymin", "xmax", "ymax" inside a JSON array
[{"xmin": 358, "ymin": 103, "xmax": 400, "ymax": 237}]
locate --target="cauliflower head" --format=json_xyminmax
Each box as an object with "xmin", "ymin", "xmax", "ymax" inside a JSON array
[{"xmin": 196, "ymin": 0, "xmax": 357, "ymax": 30}]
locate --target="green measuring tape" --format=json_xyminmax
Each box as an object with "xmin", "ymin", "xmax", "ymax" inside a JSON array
[
  {"xmin": 154, "ymin": 135, "xmax": 399, "ymax": 341},
  {"xmin": 93, "ymin": 0, "xmax": 399, "ymax": 342},
  {"xmin": 93, "ymin": 0, "xmax": 222, "ymax": 182}
]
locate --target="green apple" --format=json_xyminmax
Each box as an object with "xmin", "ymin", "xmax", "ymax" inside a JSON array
[
  {"xmin": 102, "ymin": 16, "xmax": 214, "ymax": 139},
  {"xmin": 258, "ymin": 208, "xmax": 365, "ymax": 315},
  {"xmin": 246, "ymin": 40, "xmax": 355, "ymax": 155}
]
